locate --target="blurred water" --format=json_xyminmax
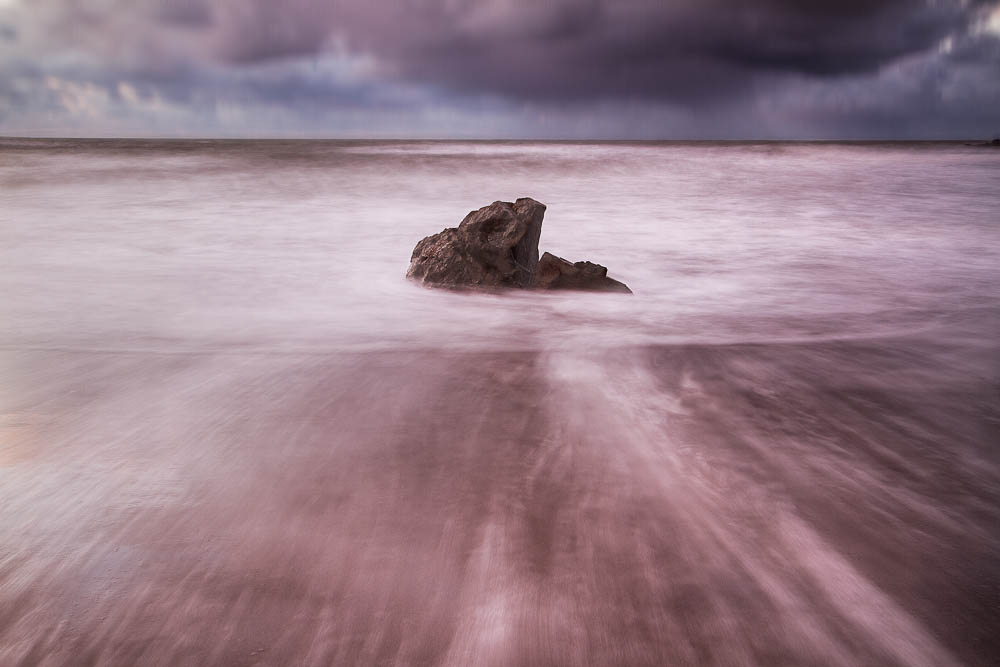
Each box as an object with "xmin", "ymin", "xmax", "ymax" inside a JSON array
[
  {"xmin": 3, "ymin": 139, "xmax": 997, "ymax": 353},
  {"xmin": 0, "ymin": 140, "xmax": 998, "ymax": 666}
]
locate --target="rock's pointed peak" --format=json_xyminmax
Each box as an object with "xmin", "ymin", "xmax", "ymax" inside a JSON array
[{"xmin": 514, "ymin": 197, "xmax": 546, "ymax": 212}]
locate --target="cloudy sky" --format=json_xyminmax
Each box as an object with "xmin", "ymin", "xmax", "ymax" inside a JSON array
[{"xmin": 1, "ymin": 0, "xmax": 998, "ymax": 138}]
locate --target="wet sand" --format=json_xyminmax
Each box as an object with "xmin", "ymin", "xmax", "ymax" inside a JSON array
[{"xmin": 2, "ymin": 332, "xmax": 997, "ymax": 666}]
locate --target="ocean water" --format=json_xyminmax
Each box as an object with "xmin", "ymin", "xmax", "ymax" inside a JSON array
[{"xmin": 1, "ymin": 139, "xmax": 998, "ymax": 665}]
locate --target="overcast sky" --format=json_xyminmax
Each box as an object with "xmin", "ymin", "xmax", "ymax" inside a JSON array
[{"xmin": 1, "ymin": 0, "xmax": 998, "ymax": 138}]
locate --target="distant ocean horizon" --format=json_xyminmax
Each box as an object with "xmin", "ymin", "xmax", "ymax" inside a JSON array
[{"xmin": 1, "ymin": 135, "xmax": 995, "ymax": 142}]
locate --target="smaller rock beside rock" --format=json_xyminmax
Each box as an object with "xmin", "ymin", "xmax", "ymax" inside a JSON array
[{"xmin": 533, "ymin": 252, "xmax": 632, "ymax": 293}]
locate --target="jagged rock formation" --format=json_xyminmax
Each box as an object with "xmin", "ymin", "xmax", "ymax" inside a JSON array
[
  {"xmin": 406, "ymin": 198, "xmax": 545, "ymax": 288},
  {"xmin": 406, "ymin": 198, "xmax": 630, "ymax": 293}
]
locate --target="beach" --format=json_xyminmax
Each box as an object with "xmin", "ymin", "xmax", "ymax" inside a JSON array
[{"xmin": 1, "ymin": 140, "xmax": 998, "ymax": 665}]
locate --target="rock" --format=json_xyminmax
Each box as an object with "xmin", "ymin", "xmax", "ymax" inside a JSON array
[
  {"xmin": 406, "ymin": 198, "xmax": 546, "ymax": 288},
  {"xmin": 532, "ymin": 252, "xmax": 632, "ymax": 293},
  {"xmin": 406, "ymin": 198, "xmax": 631, "ymax": 293}
]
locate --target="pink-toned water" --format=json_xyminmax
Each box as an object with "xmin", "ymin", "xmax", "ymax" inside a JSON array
[{"xmin": 1, "ymin": 139, "xmax": 998, "ymax": 665}]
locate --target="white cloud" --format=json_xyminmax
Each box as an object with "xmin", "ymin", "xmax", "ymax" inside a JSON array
[{"xmin": 44, "ymin": 75, "xmax": 110, "ymax": 117}]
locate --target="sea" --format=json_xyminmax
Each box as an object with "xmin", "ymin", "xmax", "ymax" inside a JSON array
[{"xmin": 1, "ymin": 139, "xmax": 998, "ymax": 666}]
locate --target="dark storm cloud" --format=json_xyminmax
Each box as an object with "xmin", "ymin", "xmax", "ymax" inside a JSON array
[
  {"xmin": 15, "ymin": 0, "xmax": 997, "ymax": 102},
  {"xmin": 152, "ymin": 1, "xmax": 214, "ymax": 28},
  {"xmin": 212, "ymin": 1, "xmax": 1000, "ymax": 102},
  {"xmin": 1, "ymin": 0, "xmax": 998, "ymax": 137},
  {"xmin": 771, "ymin": 30, "xmax": 1000, "ymax": 138},
  {"xmin": 374, "ymin": 0, "xmax": 992, "ymax": 101}
]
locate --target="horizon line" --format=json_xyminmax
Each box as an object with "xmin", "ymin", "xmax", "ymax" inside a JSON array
[{"xmin": 1, "ymin": 135, "xmax": 994, "ymax": 143}]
